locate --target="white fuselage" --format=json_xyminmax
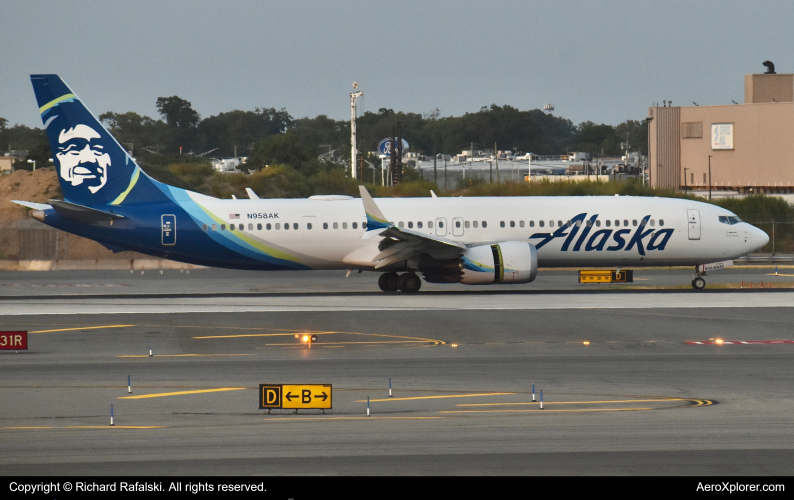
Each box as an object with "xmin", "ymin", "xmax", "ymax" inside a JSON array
[{"xmin": 192, "ymin": 193, "xmax": 768, "ymax": 271}]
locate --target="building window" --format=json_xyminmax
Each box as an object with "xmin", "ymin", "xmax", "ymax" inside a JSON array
[
  {"xmin": 682, "ymin": 122, "xmax": 703, "ymax": 139},
  {"xmin": 703, "ymin": 173, "xmax": 707, "ymax": 183}
]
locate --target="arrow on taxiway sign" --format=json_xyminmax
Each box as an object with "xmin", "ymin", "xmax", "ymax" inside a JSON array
[
  {"xmin": 315, "ymin": 392, "xmax": 328, "ymax": 402},
  {"xmin": 286, "ymin": 392, "xmax": 298, "ymax": 401}
]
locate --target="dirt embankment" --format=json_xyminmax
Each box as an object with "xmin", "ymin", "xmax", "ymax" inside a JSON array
[{"xmin": 0, "ymin": 167, "xmax": 147, "ymax": 262}]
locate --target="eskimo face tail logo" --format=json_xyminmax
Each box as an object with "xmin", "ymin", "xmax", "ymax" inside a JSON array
[{"xmin": 56, "ymin": 124, "xmax": 110, "ymax": 194}]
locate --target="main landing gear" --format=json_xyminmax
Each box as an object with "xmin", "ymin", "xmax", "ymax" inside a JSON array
[
  {"xmin": 378, "ymin": 272, "xmax": 422, "ymax": 293},
  {"xmin": 692, "ymin": 266, "xmax": 707, "ymax": 290}
]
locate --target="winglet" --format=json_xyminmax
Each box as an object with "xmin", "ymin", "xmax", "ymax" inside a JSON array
[
  {"xmin": 430, "ymin": 190, "xmax": 438, "ymax": 198},
  {"xmin": 359, "ymin": 186, "xmax": 391, "ymax": 238},
  {"xmin": 245, "ymin": 188, "xmax": 260, "ymax": 200}
]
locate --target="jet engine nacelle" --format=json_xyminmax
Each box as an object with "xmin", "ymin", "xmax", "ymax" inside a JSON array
[{"xmin": 419, "ymin": 241, "xmax": 537, "ymax": 285}]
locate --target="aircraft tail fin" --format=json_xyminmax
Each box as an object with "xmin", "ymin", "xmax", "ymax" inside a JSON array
[{"xmin": 31, "ymin": 74, "xmax": 141, "ymax": 207}]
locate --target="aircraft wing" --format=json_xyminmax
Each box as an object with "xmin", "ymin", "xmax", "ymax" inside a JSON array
[{"xmin": 359, "ymin": 186, "xmax": 468, "ymax": 269}]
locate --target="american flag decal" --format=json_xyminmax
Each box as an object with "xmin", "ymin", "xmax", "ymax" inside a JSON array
[{"xmin": 229, "ymin": 214, "xmax": 240, "ymax": 219}]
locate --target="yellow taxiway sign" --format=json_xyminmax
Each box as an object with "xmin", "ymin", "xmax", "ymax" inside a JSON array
[{"xmin": 259, "ymin": 384, "xmax": 332, "ymax": 410}]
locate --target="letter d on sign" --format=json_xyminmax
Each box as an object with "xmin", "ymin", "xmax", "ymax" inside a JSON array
[{"xmin": 267, "ymin": 389, "xmax": 278, "ymax": 405}]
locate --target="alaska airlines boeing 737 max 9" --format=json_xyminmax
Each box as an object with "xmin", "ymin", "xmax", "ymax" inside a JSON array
[{"xmin": 12, "ymin": 75, "xmax": 769, "ymax": 292}]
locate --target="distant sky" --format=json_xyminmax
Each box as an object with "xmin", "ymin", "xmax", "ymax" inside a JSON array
[{"xmin": 3, "ymin": 1, "xmax": 794, "ymax": 128}]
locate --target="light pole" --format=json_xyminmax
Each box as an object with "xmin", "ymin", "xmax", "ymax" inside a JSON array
[
  {"xmin": 708, "ymin": 155, "xmax": 712, "ymax": 201},
  {"xmin": 683, "ymin": 167, "xmax": 689, "ymax": 195},
  {"xmin": 27, "ymin": 159, "xmax": 35, "ymax": 171}
]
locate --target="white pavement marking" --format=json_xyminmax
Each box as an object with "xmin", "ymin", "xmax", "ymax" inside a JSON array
[{"xmin": 1, "ymin": 292, "xmax": 793, "ymax": 315}]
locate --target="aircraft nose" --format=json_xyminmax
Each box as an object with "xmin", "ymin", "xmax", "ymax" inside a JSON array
[{"xmin": 749, "ymin": 225, "xmax": 769, "ymax": 251}]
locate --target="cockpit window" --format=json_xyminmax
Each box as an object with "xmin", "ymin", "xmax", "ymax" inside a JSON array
[{"xmin": 719, "ymin": 215, "xmax": 743, "ymax": 225}]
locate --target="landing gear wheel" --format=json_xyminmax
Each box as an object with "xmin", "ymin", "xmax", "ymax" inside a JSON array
[
  {"xmin": 378, "ymin": 272, "xmax": 399, "ymax": 292},
  {"xmin": 692, "ymin": 277, "xmax": 706, "ymax": 290},
  {"xmin": 397, "ymin": 273, "xmax": 422, "ymax": 293}
]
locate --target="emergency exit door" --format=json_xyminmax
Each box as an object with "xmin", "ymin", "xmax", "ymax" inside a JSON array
[
  {"xmin": 687, "ymin": 209, "xmax": 700, "ymax": 240},
  {"xmin": 161, "ymin": 214, "xmax": 176, "ymax": 245}
]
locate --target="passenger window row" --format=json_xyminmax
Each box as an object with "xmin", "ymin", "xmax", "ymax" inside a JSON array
[
  {"xmin": 202, "ymin": 221, "xmax": 368, "ymax": 232},
  {"xmin": 498, "ymin": 218, "xmax": 665, "ymax": 228}
]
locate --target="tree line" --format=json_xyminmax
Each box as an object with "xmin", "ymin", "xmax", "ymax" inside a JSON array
[{"xmin": 2, "ymin": 98, "xmax": 648, "ymax": 177}]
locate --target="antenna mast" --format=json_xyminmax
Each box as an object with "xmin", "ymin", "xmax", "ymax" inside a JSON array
[{"xmin": 350, "ymin": 82, "xmax": 364, "ymax": 179}]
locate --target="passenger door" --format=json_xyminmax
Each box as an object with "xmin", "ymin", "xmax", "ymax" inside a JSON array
[
  {"xmin": 452, "ymin": 217, "xmax": 464, "ymax": 237},
  {"xmin": 687, "ymin": 209, "xmax": 701, "ymax": 240}
]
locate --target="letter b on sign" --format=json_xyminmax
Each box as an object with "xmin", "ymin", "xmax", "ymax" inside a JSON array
[{"xmin": 302, "ymin": 390, "xmax": 311, "ymax": 404}]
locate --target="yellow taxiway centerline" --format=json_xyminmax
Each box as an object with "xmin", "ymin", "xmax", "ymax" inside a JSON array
[
  {"xmin": 357, "ymin": 393, "xmax": 514, "ymax": 403},
  {"xmin": 117, "ymin": 354, "xmax": 253, "ymax": 358},
  {"xmin": 118, "ymin": 388, "xmax": 246, "ymax": 399},
  {"xmin": 441, "ymin": 408, "xmax": 653, "ymax": 413},
  {"xmin": 262, "ymin": 416, "xmax": 444, "ymax": 421},
  {"xmin": 29, "ymin": 325, "xmax": 135, "ymax": 333},
  {"xmin": 457, "ymin": 398, "xmax": 686, "ymax": 406},
  {"xmin": 2, "ymin": 426, "xmax": 164, "ymax": 429}
]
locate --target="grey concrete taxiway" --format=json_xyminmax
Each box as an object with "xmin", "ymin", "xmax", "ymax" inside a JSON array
[{"xmin": 0, "ymin": 268, "xmax": 793, "ymax": 475}]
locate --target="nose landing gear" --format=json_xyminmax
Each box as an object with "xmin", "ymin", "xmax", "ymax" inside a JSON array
[
  {"xmin": 692, "ymin": 266, "xmax": 707, "ymax": 289},
  {"xmin": 378, "ymin": 272, "xmax": 422, "ymax": 293}
]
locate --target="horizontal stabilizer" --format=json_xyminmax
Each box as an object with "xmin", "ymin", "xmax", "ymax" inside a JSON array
[
  {"xmin": 11, "ymin": 200, "xmax": 52, "ymax": 210},
  {"xmin": 48, "ymin": 199, "xmax": 125, "ymax": 222}
]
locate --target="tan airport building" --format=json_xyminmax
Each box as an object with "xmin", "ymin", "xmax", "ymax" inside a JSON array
[{"xmin": 649, "ymin": 71, "xmax": 794, "ymax": 193}]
